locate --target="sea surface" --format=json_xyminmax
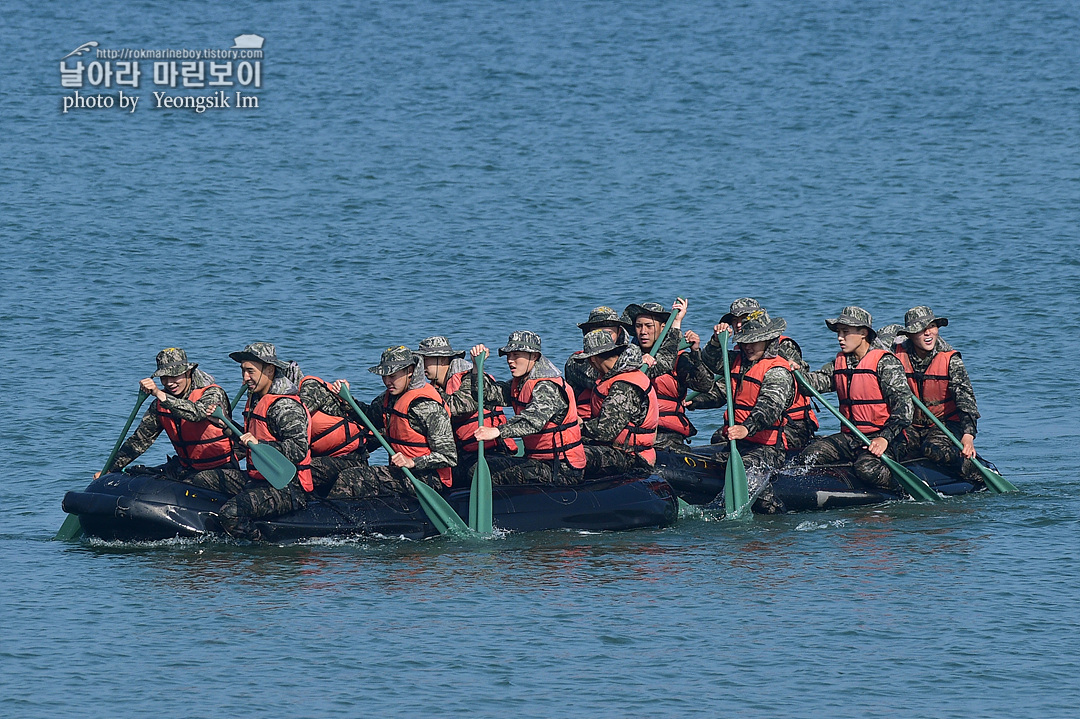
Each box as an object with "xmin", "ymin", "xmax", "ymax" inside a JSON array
[{"xmin": 2, "ymin": 1, "xmax": 1079, "ymax": 716}]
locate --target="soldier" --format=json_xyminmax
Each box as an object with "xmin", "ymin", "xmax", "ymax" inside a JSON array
[
  {"xmin": 623, "ymin": 299, "xmax": 713, "ymax": 450},
  {"xmin": 214, "ymin": 342, "xmax": 314, "ymax": 539},
  {"xmin": 696, "ymin": 298, "xmax": 818, "ymax": 451},
  {"xmin": 564, "ymin": 307, "xmax": 635, "ymax": 421},
  {"xmin": 329, "ymin": 346, "xmax": 458, "ymax": 499},
  {"xmin": 572, "ymin": 329, "xmax": 659, "ymax": 475},
  {"xmin": 793, "ymin": 307, "xmax": 913, "ymax": 492},
  {"xmin": 296, "ymin": 370, "xmax": 373, "ymax": 493},
  {"xmin": 470, "ymin": 331, "xmax": 588, "ymax": 485},
  {"xmin": 699, "ymin": 311, "xmax": 797, "ymax": 513},
  {"xmin": 893, "ymin": 306, "xmax": 982, "ymax": 481},
  {"xmin": 415, "ymin": 335, "xmax": 516, "ymax": 483},
  {"xmin": 875, "ymin": 323, "xmax": 906, "ymax": 350},
  {"xmin": 97, "ymin": 348, "xmax": 237, "ymax": 483}
]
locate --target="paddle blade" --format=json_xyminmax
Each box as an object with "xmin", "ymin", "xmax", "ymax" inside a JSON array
[
  {"xmin": 411, "ymin": 477, "xmax": 471, "ymax": 536},
  {"xmin": 56, "ymin": 513, "xmax": 84, "ymax": 541},
  {"xmin": 724, "ymin": 442, "xmax": 750, "ymax": 516},
  {"xmin": 469, "ymin": 460, "xmax": 493, "ymax": 534},
  {"xmin": 883, "ymin": 456, "xmax": 940, "ymax": 502},
  {"xmin": 248, "ymin": 443, "xmax": 296, "ymax": 490},
  {"xmin": 973, "ymin": 458, "xmax": 1018, "ymax": 494}
]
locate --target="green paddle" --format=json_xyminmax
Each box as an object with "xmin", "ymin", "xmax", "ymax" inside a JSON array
[
  {"xmin": 639, "ymin": 299, "xmax": 682, "ymax": 371},
  {"xmin": 210, "ymin": 406, "xmax": 295, "ymax": 490},
  {"xmin": 336, "ymin": 385, "xmax": 472, "ymax": 537},
  {"xmin": 909, "ymin": 394, "xmax": 1017, "ymax": 494},
  {"xmin": 57, "ymin": 389, "xmax": 151, "ymax": 540},
  {"xmin": 469, "ymin": 353, "xmax": 494, "ymax": 533},
  {"xmin": 719, "ymin": 331, "xmax": 751, "ymax": 516},
  {"xmin": 792, "ymin": 370, "xmax": 940, "ymax": 501},
  {"xmin": 229, "ymin": 384, "xmax": 249, "ymax": 412}
]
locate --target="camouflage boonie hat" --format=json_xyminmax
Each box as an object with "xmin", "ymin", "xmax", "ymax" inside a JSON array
[
  {"xmin": 229, "ymin": 342, "xmax": 290, "ymax": 370},
  {"xmin": 414, "ymin": 335, "xmax": 466, "ymax": 359},
  {"xmin": 577, "ymin": 306, "xmax": 633, "ymax": 334},
  {"xmin": 732, "ymin": 310, "xmax": 787, "ymax": 344},
  {"xmin": 825, "ymin": 306, "xmax": 877, "ymax": 342},
  {"xmin": 721, "ymin": 297, "xmax": 764, "ymax": 324},
  {"xmin": 901, "ymin": 306, "xmax": 949, "ymax": 335},
  {"xmin": 151, "ymin": 347, "xmax": 198, "ymax": 378},
  {"xmin": 498, "ymin": 330, "xmax": 542, "ymax": 356},
  {"xmin": 573, "ymin": 328, "xmax": 630, "ymax": 360},
  {"xmin": 623, "ymin": 302, "xmax": 671, "ymax": 325},
  {"xmin": 369, "ymin": 345, "xmax": 420, "ymax": 376},
  {"xmin": 876, "ymin": 324, "xmax": 906, "ymax": 348}
]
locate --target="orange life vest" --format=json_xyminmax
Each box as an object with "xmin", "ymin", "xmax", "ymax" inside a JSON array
[
  {"xmin": 778, "ymin": 335, "xmax": 819, "ymax": 429},
  {"xmin": 591, "ymin": 369, "xmax": 659, "ymax": 465},
  {"xmin": 509, "ymin": 376, "xmax": 587, "ymax": 469},
  {"xmin": 725, "ymin": 355, "xmax": 790, "ymax": 447},
  {"xmin": 155, "ymin": 385, "xmax": 236, "ymax": 471},
  {"xmin": 652, "ymin": 349, "xmax": 693, "ymax": 437},
  {"xmin": 382, "ymin": 384, "xmax": 454, "ymax": 488},
  {"xmin": 442, "ymin": 370, "xmax": 517, "ymax": 454},
  {"xmin": 894, "ymin": 345, "xmax": 960, "ymax": 425},
  {"xmin": 300, "ymin": 376, "xmax": 371, "ymax": 457},
  {"xmin": 244, "ymin": 392, "xmax": 314, "ymax": 492},
  {"xmin": 833, "ymin": 349, "xmax": 891, "ymax": 436},
  {"xmin": 569, "ymin": 351, "xmax": 595, "ymax": 420}
]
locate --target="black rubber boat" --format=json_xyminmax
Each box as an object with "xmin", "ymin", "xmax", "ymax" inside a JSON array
[
  {"xmin": 62, "ymin": 466, "xmax": 679, "ymax": 541},
  {"xmin": 655, "ymin": 445, "xmax": 995, "ymax": 511}
]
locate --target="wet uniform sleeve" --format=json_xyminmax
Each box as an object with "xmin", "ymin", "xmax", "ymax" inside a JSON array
[
  {"xmin": 499, "ymin": 381, "xmax": 566, "ymax": 439},
  {"xmin": 582, "ymin": 380, "xmax": 648, "ymax": 444},
  {"xmin": 299, "ymin": 379, "xmax": 346, "ymax": 418},
  {"xmin": 645, "ymin": 327, "xmax": 680, "ymax": 380},
  {"xmin": 443, "ymin": 371, "xmax": 504, "ymax": 417},
  {"xmin": 700, "ymin": 334, "xmax": 727, "ymax": 376},
  {"xmin": 407, "ymin": 399, "xmax": 458, "ymax": 470},
  {"xmin": 678, "ymin": 349, "xmax": 718, "ymax": 393},
  {"xmin": 110, "ymin": 403, "xmax": 163, "ymax": 471},
  {"xmin": 801, "ymin": 359, "xmax": 837, "ymax": 394},
  {"xmin": 876, "ymin": 353, "xmax": 913, "ymax": 444},
  {"xmin": 948, "ymin": 353, "xmax": 980, "ymax": 438},
  {"xmin": 686, "ymin": 379, "xmax": 726, "ymax": 411},
  {"xmin": 563, "ymin": 355, "xmax": 596, "ymax": 393},
  {"xmin": 777, "ymin": 338, "xmax": 809, "ymax": 372},
  {"xmin": 264, "ymin": 397, "xmax": 311, "ymax": 466},
  {"xmin": 740, "ymin": 367, "xmax": 795, "ymax": 437},
  {"xmin": 158, "ymin": 385, "xmax": 228, "ymax": 422}
]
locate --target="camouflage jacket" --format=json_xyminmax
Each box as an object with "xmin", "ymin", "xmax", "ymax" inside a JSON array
[
  {"xmin": 354, "ymin": 391, "xmax": 458, "ymax": 470},
  {"xmin": 298, "ymin": 377, "xmax": 349, "ymax": 418},
  {"xmin": 581, "ymin": 354, "xmax": 651, "ymax": 445},
  {"xmin": 243, "ymin": 376, "xmax": 310, "ymax": 467},
  {"xmin": 694, "ymin": 348, "xmax": 795, "ymax": 437},
  {"xmin": 488, "ymin": 378, "xmax": 570, "ymax": 439},
  {"xmin": 802, "ymin": 350, "xmax": 913, "ymax": 444},
  {"xmin": 111, "ymin": 382, "xmax": 230, "ymax": 471},
  {"xmin": 897, "ymin": 338, "xmax": 980, "ymax": 437},
  {"xmin": 639, "ymin": 329, "xmax": 716, "ymax": 393}
]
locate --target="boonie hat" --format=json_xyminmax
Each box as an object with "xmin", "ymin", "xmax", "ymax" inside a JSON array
[
  {"xmin": 720, "ymin": 297, "xmax": 764, "ymax": 325},
  {"xmin": 368, "ymin": 346, "xmax": 420, "ymax": 376},
  {"xmin": 414, "ymin": 335, "xmax": 466, "ymax": 359},
  {"xmin": 825, "ymin": 306, "xmax": 877, "ymax": 342},
  {"xmin": 733, "ymin": 310, "xmax": 787, "ymax": 344},
  {"xmin": 573, "ymin": 328, "xmax": 630, "ymax": 360},
  {"xmin": 900, "ymin": 306, "xmax": 949, "ymax": 335},
  {"xmin": 623, "ymin": 302, "xmax": 671, "ymax": 325},
  {"xmin": 151, "ymin": 347, "xmax": 198, "ymax": 378},
  {"xmin": 499, "ymin": 330, "xmax": 542, "ymax": 356},
  {"xmin": 229, "ymin": 342, "xmax": 291, "ymax": 370},
  {"xmin": 577, "ymin": 306, "xmax": 633, "ymax": 334}
]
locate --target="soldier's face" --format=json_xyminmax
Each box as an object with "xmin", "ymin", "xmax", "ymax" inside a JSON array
[
  {"xmin": 912, "ymin": 325, "xmax": 939, "ymax": 353},
  {"xmin": 634, "ymin": 316, "xmax": 663, "ymax": 350},
  {"xmin": 588, "ymin": 353, "xmax": 619, "ymax": 376},
  {"xmin": 241, "ymin": 361, "xmax": 274, "ymax": 394},
  {"xmin": 739, "ymin": 341, "xmax": 768, "ymax": 362},
  {"xmin": 383, "ymin": 368, "xmax": 412, "ymax": 395},
  {"xmin": 423, "ymin": 357, "xmax": 450, "ymax": 384},
  {"xmin": 835, "ymin": 325, "xmax": 869, "ymax": 354},
  {"xmin": 160, "ymin": 371, "xmax": 192, "ymax": 396},
  {"xmin": 506, "ymin": 351, "xmax": 537, "ymax": 378}
]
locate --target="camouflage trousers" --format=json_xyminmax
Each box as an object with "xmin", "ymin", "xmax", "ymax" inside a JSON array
[
  {"xmin": 328, "ymin": 465, "xmax": 446, "ymax": 500},
  {"xmin": 795, "ymin": 432, "xmax": 898, "ymax": 492},
  {"xmin": 583, "ymin": 445, "xmax": 653, "ymax": 479},
  {"xmin": 900, "ymin": 423, "xmax": 981, "ymax": 482},
  {"xmin": 451, "ymin": 444, "xmax": 519, "ymax": 487},
  {"xmin": 217, "ymin": 476, "xmax": 310, "ymax": 540},
  {"xmin": 709, "ymin": 420, "xmax": 816, "ymax": 454},
  {"xmin": 708, "ymin": 441, "xmax": 788, "ymax": 514},
  {"xmin": 183, "ymin": 467, "xmax": 250, "ymax": 496},
  {"xmin": 655, "ymin": 429, "xmax": 693, "ymax": 451},
  {"xmin": 480, "ymin": 455, "xmax": 587, "ymax": 486},
  {"xmin": 310, "ymin": 452, "xmax": 368, "ymax": 494}
]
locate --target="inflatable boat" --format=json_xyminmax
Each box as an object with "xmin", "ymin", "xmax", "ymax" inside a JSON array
[
  {"xmin": 655, "ymin": 445, "xmax": 994, "ymax": 511},
  {"xmin": 61, "ymin": 465, "xmax": 679, "ymax": 542}
]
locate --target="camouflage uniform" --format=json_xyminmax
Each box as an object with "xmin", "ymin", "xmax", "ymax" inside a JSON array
[
  {"xmin": 330, "ymin": 347, "xmax": 457, "ymax": 499},
  {"xmin": 794, "ymin": 309, "xmax": 913, "ymax": 492},
  {"xmin": 893, "ymin": 308, "xmax": 982, "ymax": 482},
  {"xmin": 298, "ymin": 375, "xmax": 371, "ymax": 492},
  {"xmin": 624, "ymin": 302, "xmax": 715, "ymax": 449}
]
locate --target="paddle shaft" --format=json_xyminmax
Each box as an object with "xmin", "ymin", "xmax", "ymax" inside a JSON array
[
  {"xmin": 230, "ymin": 384, "xmax": 249, "ymax": 412},
  {"xmin": 909, "ymin": 394, "xmax": 1016, "ymax": 493},
  {"xmin": 100, "ymin": 390, "xmax": 150, "ymax": 475},
  {"xmin": 469, "ymin": 353, "xmax": 494, "ymax": 533},
  {"xmin": 639, "ymin": 299, "xmax": 682, "ymax": 371}
]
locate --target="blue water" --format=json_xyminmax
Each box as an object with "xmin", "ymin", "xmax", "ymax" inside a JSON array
[{"xmin": 3, "ymin": 1, "xmax": 1079, "ymax": 716}]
